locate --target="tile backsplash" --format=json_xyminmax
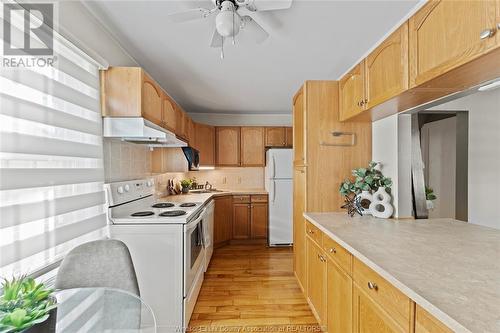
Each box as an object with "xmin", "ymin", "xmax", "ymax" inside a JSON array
[
  {"xmin": 103, "ymin": 139, "xmax": 152, "ymax": 182},
  {"xmin": 156, "ymin": 167, "xmax": 265, "ymax": 194},
  {"xmin": 103, "ymin": 140, "xmax": 265, "ymax": 192}
]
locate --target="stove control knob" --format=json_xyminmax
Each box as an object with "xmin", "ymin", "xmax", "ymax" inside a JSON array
[
  {"xmin": 117, "ymin": 186, "xmax": 124, "ymax": 194},
  {"xmin": 124, "ymin": 184, "xmax": 130, "ymax": 192}
]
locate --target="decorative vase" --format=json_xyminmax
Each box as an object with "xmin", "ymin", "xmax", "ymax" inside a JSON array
[
  {"xmin": 426, "ymin": 199, "xmax": 435, "ymax": 210},
  {"xmin": 356, "ymin": 191, "xmax": 373, "ymax": 215},
  {"xmin": 23, "ymin": 307, "xmax": 57, "ymax": 333},
  {"xmin": 181, "ymin": 186, "xmax": 189, "ymax": 194},
  {"xmin": 369, "ymin": 187, "xmax": 394, "ymax": 218}
]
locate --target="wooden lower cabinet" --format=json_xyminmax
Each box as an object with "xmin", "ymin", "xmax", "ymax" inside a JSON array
[
  {"xmin": 327, "ymin": 258, "xmax": 352, "ymax": 333},
  {"xmin": 250, "ymin": 202, "xmax": 268, "ymax": 239},
  {"xmin": 293, "ymin": 167, "xmax": 306, "ymax": 289},
  {"xmin": 306, "ymin": 237, "xmax": 327, "ymax": 327},
  {"xmin": 415, "ymin": 306, "xmax": 452, "ymax": 333},
  {"xmin": 353, "ymin": 283, "xmax": 407, "ymax": 333},
  {"xmin": 233, "ymin": 203, "xmax": 251, "ymax": 239},
  {"xmin": 213, "ymin": 196, "xmax": 233, "ymax": 247}
]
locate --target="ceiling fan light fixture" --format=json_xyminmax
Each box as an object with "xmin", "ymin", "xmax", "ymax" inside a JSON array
[{"xmin": 215, "ymin": 1, "xmax": 241, "ymax": 38}]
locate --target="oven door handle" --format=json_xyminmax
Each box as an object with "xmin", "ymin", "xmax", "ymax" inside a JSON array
[{"xmin": 185, "ymin": 207, "xmax": 207, "ymax": 232}]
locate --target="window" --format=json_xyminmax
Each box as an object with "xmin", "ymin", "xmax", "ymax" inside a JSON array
[{"xmin": 0, "ymin": 6, "xmax": 107, "ymax": 278}]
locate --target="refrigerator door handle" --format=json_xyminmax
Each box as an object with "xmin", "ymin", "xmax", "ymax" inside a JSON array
[
  {"xmin": 270, "ymin": 180, "xmax": 276, "ymax": 203},
  {"xmin": 271, "ymin": 155, "xmax": 276, "ymax": 179}
]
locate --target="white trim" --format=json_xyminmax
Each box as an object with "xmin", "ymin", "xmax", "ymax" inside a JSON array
[{"xmin": 336, "ymin": 0, "xmax": 427, "ymax": 80}]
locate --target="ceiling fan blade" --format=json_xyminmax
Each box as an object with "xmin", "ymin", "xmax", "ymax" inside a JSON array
[
  {"xmin": 167, "ymin": 8, "xmax": 214, "ymax": 23},
  {"xmin": 241, "ymin": 16, "xmax": 269, "ymax": 44},
  {"xmin": 248, "ymin": 0, "xmax": 292, "ymax": 12},
  {"xmin": 210, "ymin": 28, "xmax": 223, "ymax": 48}
]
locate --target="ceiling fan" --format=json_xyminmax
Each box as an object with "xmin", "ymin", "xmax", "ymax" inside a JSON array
[{"xmin": 167, "ymin": 0, "xmax": 293, "ymax": 58}]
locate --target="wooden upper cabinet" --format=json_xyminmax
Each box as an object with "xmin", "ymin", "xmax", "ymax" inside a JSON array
[
  {"xmin": 240, "ymin": 127, "xmax": 265, "ymax": 166},
  {"xmin": 285, "ymin": 127, "xmax": 293, "ymax": 147},
  {"xmin": 293, "ymin": 91, "xmax": 305, "ymax": 167},
  {"xmin": 409, "ymin": 0, "xmax": 499, "ymax": 88},
  {"xmin": 365, "ymin": 23, "xmax": 409, "ymax": 110},
  {"xmin": 195, "ymin": 123, "xmax": 215, "ymax": 166},
  {"xmin": 265, "ymin": 127, "xmax": 286, "ymax": 147},
  {"xmin": 216, "ymin": 127, "xmax": 241, "ymax": 166},
  {"xmin": 141, "ymin": 73, "xmax": 162, "ymax": 126},
  {"xmin": 175, "ymin": 105, "xmax": 186, "ymax": 139},
  {"xmin": 162, "ymin": 95, "xmax": 176, "ymax": 132},
  {"xmin": 186, "ymin": 116, "xmax": 195, "ymax": 145},
  {"xmin": 339, "ymin": 62, "xmax": 365, "ymax": 121}
]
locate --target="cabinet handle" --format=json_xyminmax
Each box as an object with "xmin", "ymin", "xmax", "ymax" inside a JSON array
[
  {"xmin": 317, "ymin": 254, "xmax": 326, "ymax": 262},
  {"xmin": 329, "ymin": 247, "xmax": 336, "ymax": 254},
  {"xmin": 480, "ymin": 28, "xmax": 495, "ymax": 39},
  {"xmin": 308, "ymin": 229, "xmax": 314, "ymax": 234},
  {"xmin": 367, "ymin": 281, "xmax": 378, "ymax": 291}
]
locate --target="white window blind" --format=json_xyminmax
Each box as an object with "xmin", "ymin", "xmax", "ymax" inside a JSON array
[{"xmin": 0, "ymin": 7, "xmax": 108, "ymax": 278}]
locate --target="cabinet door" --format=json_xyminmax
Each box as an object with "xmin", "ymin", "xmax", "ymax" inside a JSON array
[
  {"xmin": 415, "ymin": 305, "xmax": 452, "ymax": 333},
  {"xmin": 216, "ymin": 127, "xmax": 241, "ymax": 166},
  {"xmin": 240, "ymin": 127, "xmax": 265, "ymax": 166},
  {"xmin": 293, "ymin": 167, "xmax": 306, "ymax": 289},
  {"xmin": 195, "ymin": 123, "xmax": 215, "ymax": 166},
  {"xmin": 327, "ymin": 259, "xmax": 352, "ymax": 333},
  {"xmin": 175, "ymin": 106, "xmax": 186, "ymax": 138},
  {"xmin": 141, "ymin": 73, "xmax": 162, "ymax": 126},
  {"xmin": 250, "ymin": 202, "xmax": 268, "ymax": 239},
  {"xmin": 265, "ymin": 127, "xmax": 286, "ymax": 147},
  {"xmin": 365, "ymin": 23, "xmax": 409, "ymax": 110},
  {"xmin": 307, "ymin": 237, "xmax": 327, "ymax": 326},
  {"xmin": 293, "ymin": 91, "xmax": 305, "ymax": 167},
  {"xmin": 233, "ymin": 203, "xmax": 250, "ymax": 239},
  {"xmin": 285, "ymin": 127, "xmax": 293, "ymax": 147},
  {"xmin": 353, "ymin": 284, "xmax": 406, "ymax": 333},
  {"xmin": 162, "ymin": 95, "xmax": 176, "ymax": 132},
  {"xmin": 339, "ymin": 62, "xmax": 365, "ymax": 121},
  {"xmin": 186, "ymin": 117, "xmax": 195, "ymax": 146},
  {"xmin": 409, "ymin": 0, "xmax": 499, "ymax": 87},
  {"xmin": 214, "ymin": 196, "xmax": 233, "ymax": 246}
]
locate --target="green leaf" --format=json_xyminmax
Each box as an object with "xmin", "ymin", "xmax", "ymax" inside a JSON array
[{"xmin": 8, "ymin": 309, "xmax": 27, "ymax": 327}]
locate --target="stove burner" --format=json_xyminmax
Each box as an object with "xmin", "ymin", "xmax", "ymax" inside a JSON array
[
  {"xmin": 159, "ymin": 210, "xmax": 187, "ymax": 217},
  {"xmin": 179, "ymin": 203, "xmax": 196, "ymax": 207},
  {"xmin": 152, "ymin": 203, "xmax": 175, "ymax": 208},
  {"xmin": 131, "ymin": 211, "xmax": 155, "ymax": 217}
]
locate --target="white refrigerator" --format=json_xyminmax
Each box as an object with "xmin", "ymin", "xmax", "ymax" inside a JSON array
[{"xmin": 265, "ymin": 149, "xmax": 293, "ymax": 246}]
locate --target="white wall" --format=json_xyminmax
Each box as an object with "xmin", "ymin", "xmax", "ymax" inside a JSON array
[
  {"xmin": 372, "ymin": 114, "xmax": 413, "ymax": 218},
  {"xmin": 190, "ymin": 113, "xmax": 292, "ymax": 126},
  {"xmin": 428, "ymin": 89, "xmax": 500, "ymax": 229}
]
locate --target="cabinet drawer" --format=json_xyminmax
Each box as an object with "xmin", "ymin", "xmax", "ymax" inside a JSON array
[
  {"xmin": 251, "ymin": 195, "xmax": 268, "ymax": 203},
  {"xmin": 233, "ymin": 195, "xmax": 250, "ymax": 203},
  {"xmin": 305, "ymin": 221, "xmax": 322, "ymax": 246},
  {"xmin": 322, "ymin": 235, "xmax": 352, "ymax": 275},
  {"xmin": 353, "ymin": 258, "xmax": 412, "ymax": 331}
]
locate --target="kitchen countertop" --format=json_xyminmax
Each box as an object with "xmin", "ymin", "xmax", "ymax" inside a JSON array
[{"xmin": 304, "ymin": 212, "xmax": 500, "ymax": 333}]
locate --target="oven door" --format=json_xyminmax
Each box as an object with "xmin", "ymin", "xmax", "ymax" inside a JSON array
[{"xmin": 184, "ymin": 207, "xmax": 206, "ymax": 297}]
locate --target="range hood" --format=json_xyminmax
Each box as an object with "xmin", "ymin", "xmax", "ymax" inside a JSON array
[{"xmin": 103, "ymin": 117, "xmax": 188, "ymax": 147}]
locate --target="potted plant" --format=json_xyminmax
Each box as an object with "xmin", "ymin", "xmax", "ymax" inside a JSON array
[
  {"xmin": 0, "ymin": 276, "xmax": 57, "ymax": 333},
  {"xmin": 180, "ymin": 179, "xmax": 192, "ymax": 194},
  {"xmin": 425, "ymin": 187, "xmax": 437, "ymax": 210},
  {"xmin": 339, "ymin": 161, "xmax": 393, "ymax": 215}
]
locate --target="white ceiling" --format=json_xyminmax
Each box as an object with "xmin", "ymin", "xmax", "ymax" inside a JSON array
[{"xmin": 87, "ymin": 0, "xmax": 420, "ymax": 115}]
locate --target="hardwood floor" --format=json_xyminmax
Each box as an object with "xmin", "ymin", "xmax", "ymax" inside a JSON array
[{"xmin": 188, "ymin": 244, "xmax": 322, "ymax": 332}]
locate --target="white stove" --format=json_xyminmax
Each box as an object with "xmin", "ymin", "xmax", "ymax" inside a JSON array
[
  {"xmin": 105, "ymin": 179, "xmax": 203, "ymax": 224},
  {"xmin": 104, "ymin": 179, "xmax": 213, "ymax": 332}
]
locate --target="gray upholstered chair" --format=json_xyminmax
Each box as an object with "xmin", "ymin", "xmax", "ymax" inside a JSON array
[{"xmin": 55, "ymin": 239, "xmax": 140, "ymax": 296}]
